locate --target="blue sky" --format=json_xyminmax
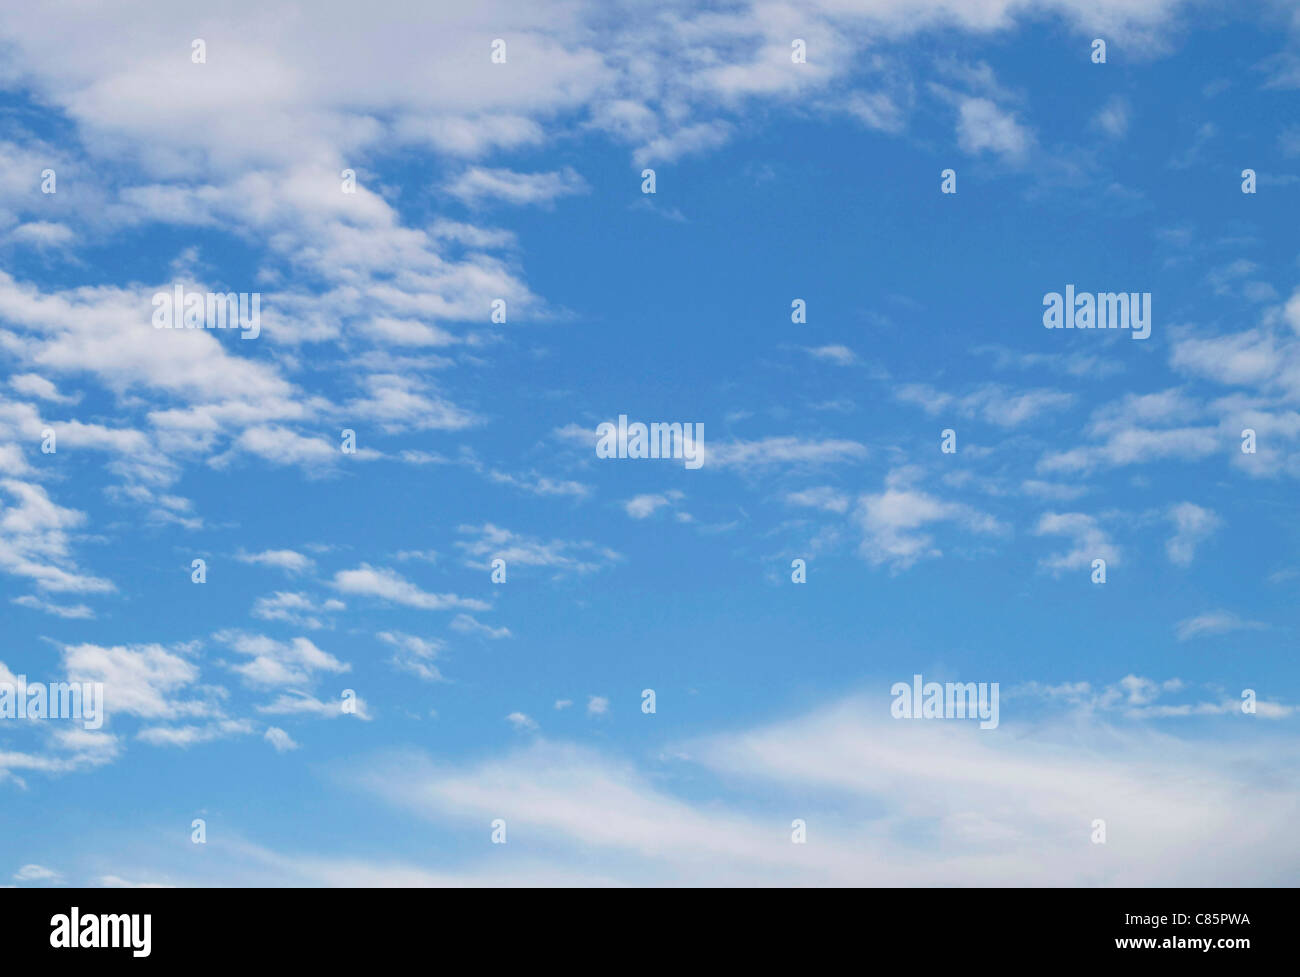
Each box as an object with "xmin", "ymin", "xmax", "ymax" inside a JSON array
[{"xmin": 1, "ymin": 0, "xmax": 1299, "ymax": 886}]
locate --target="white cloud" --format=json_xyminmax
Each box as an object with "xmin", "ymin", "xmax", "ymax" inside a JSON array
[
  {"xmin": 9, "ymin": 373, "xmax": 77, "ymax": 403},
  {"xmin": 1166, "ymin": 502, "xmax": 1219, "ymax": 566},
  {"xmin": 346, "ymin": 373, "xmax": 478, "ymax": 433},
  {"xmin": 215, "ymin": 631, "xmax": 350, "ymax": 688},
  {"xmin": 11, "ymin": 594, "xmax": 94, "ymax": 619},
  {"xmin": 428, "ymin": 219, "xmax": 518, "ymax": 250},
  {"xmin": 1092, "ymin": 96, "xmax": 1129, "ymax": 138},
  {"xmin": 13, "ymin": 864, "xmax": 62, "ymax": 882},
  {"xmin": 632, "ymin": 121, "xmax": 733, "ymax": 166},
  {"xmin": 235, "ymin": 549, "xmax": 315, "ymax": 574},
  {"xmin": 1039, "ymin": 426, "xmax": 1220, "ymax": 474},
  {"xmin": 624, "ymin": 493, "xmax": 670, "ymax": 519},
  {"xmin": 331, "ymin": 564, "xmax": 490, "ymax": 611},
  {"xmin": 896, "ymin": 382, "xmax": 1073, "ymax": 427},
  {"xmin": 482, "ymin": 468, "xmax": 591, "ymax": 500},
  {"xmin": 785, "ymin": 486, "xmax": 851, "ymax": 514},
  {"xmin": 557, "ymin": 422, "xmax": 866, "ymax": 474},
  {"xmin": 0, "ymin": 272, "xmax": 298, "ymax": 422},
  {"xmin": 62, "ymin": 642, "xmax": 210, "ymax": 719},
  {"xmin": 10, "ymin": 221, "xmax": 75, "ymax": 248},
  {"xmin": 137, "ymin": 719, "xmax": 257, "ymax": 748},
  {"xmin": 214, "ymin": 426, "xmax": 353, "ymax": 470},
  {"xmin": 705, "ymin": 437, "xmax": 868, "ymax": 471},
  {"xmin": 1034, "ymin": 512, "xmax": 1120, "ymax": 573},
  {"xmin": 377, "ymin": 631, "xmax": 445, "ymax": 681},
  {"xmin": 257, "ymin": 690, "xmax": 372, "ymax": 721},
  {"xmin": 352, "ymin": 688, "xmax": 1300, "ymax": 885},
  {"xmin": 456, "ymin": 524, "xmax": 620, "ymax": 576},
  {"xmin": 954, "ymin": 96, "xmax": 1033, "ymax": 162},
  {"xmin": 1172, "ymin": 329, "xmax": 1282, "ymax": 386},
  {"xmin": 1175, "ymin": 611, "xmax": 1266, "ymax": 642},
  {"xmin": 251, "ymin": 591, "xmax": 345, "ymax": 630},
  {"xmin": 843, "ymin": 90, "xmax": 906, "ymax": 133},
  {"xmin": 856, "ymin": 469, "xmax": 1003, "ymax": 570},
  {"xmin": 443, "ymin": 166, "xmax": 588, "ymax": 207},
  {"xmin": 623, "ymin": 491, "xmax": 685, "ymax": 519},
  {"xmin": 803, "ymin": 344, "xmax": 858, "ymax": 365},
  {"xmin": 450, "ymin": 614, "xmax": 511, "ymax": 640},
  {"xmin": 265, "ymin": 727, "xmax": 299, "ymax": 752},
  {"xmin": 0, "ymin": 478, "xmax": 115, "ymax": 594}
]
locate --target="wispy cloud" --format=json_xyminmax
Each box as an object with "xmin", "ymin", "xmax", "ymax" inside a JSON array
[{"xmin": 1175, "ymin": 611, "xmax": 1266, "ymax": 642}]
